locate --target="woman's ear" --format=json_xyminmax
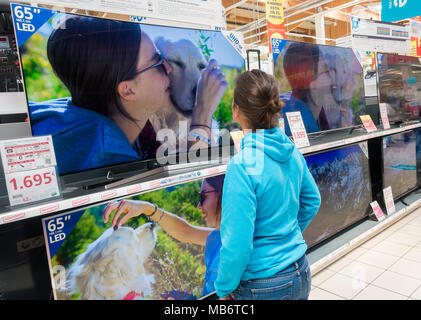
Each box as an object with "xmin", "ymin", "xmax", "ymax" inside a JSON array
[{"xmin": 117, "ymin": 81, "xmax": 136, "ymax": 102}]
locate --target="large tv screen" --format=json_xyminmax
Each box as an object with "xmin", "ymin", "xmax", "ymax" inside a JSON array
[
  {"xmin": 382, "ymin": 131, "xmax": 417, "ymax": 200},
  {"xmin": 303, "ymin": 143, "xmax": 372, "ymax": 248},
  {"xmin": 12, "ymin": 4, "xmax": 244, "ymax": 175},
  {"xmin": 378, "ymin": 53, "xmax": 421, "ymax": 123},
  {"xmin": 42, "ymin": 174, "xmax": 225, "ymax": 300},
  {"xmin": 273, "ymin": 40, "xmax": 366, "ymax": 136}
]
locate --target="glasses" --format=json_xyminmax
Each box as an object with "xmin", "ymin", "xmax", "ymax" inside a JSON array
[
  {"xmin": 198, "ymin": 190, "xmax": 217, "ymax": 206},
  {"xmin": 131, "ymin": 53, "xmax": 167, "ymax": 78}
]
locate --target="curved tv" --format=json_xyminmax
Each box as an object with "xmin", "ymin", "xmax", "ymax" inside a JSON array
[
  {"xmin": 303, "ymin": 143, "xmax": 372, "ymax": 249},
  {"xmin": 377, "ymin": 53, "xmax": 421, "ymax": 124},
  {"xmin": 273, "ymin": 40, "xmax": 366, "ymax": 136},
  {"xmin": 12, "ymin": 4, "xmax": 244, "ymax": 177}
]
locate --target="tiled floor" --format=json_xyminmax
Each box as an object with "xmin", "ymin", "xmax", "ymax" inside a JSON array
[{"xmin": 309, "ymin": 206, "xmax": 421, "ymax": 300}]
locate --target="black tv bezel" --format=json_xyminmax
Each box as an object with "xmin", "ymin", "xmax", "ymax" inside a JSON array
[
  {"xmin": 376, "ymin": 52, "xmax": 421, "ymax": 125},
  {"xmin": 303, "ymin": 141, "xmax": 373, "ymax": 249},
  {"xmin": 274, "ymin": 39, "xmax": 367, "ymax": 137},
  {"xmin": 381, "ymin": 130, "xmax": 418, "ymax": 202},
  {"xmin": 12, "ymin": 3, "xmax": 244, "ymax": 188}
]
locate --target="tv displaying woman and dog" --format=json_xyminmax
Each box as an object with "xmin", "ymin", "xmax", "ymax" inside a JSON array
[
  {"xmin": 13, "ymin": 4, "xmax": 245, "ymax": 175},
  {"xmin": 43, "ymin": 175, "xmax": 225, "ymax": 300}
]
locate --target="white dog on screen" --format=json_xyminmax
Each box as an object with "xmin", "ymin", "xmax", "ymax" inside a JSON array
[
  {"xmin": 66, "ymin": 223, "xmax": 157, "ymax": 300},
  {"xmin": 145, "ymin": 37, "xmax": 219, "ymax": 151}
]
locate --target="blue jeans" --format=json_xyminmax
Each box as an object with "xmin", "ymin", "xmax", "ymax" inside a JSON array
[{"xmin": 233, "ymin": 254, "xmax": 311, "ymax": 300}]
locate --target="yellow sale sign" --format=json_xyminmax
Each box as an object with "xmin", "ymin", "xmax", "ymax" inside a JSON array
[{"xmin": 265, "ymin": 0, "xmax": 285, "ymax": 53}]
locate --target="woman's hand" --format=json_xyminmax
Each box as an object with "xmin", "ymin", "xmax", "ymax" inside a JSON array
[
  {"xmin": 192, "ymin": 59, "xmax": 228, "ymax": 128},
  {"xmin": 103, "ymin": 199, "xmax": 156, "ymax": 229}
]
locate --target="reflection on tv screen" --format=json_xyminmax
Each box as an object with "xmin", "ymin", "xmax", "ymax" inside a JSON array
[
  {"xmin": 274, "ymin": 40, "xmax": 366, "ymax": 136},
  {"xmin": 14, "ymin": 5, "xmax": 244, "ymax": 175},
  {"xmin": 44, "ymin": 174, "xmax": 225, "ymax": 300},
  {"xmin": 303, "ymin": 143, "xmax": 371, "ymax": 248},
  {"xmin": 382, "ymin": 131, "xmax": 417, "ymax": 199},
  {"xmin": 378, "ymin": 53, "xmax": 421, "ymax": 123}
]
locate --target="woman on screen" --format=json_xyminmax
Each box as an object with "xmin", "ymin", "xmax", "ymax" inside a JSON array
[
  {"xmin": 103, "ymin": 175, "xmax": 225, "ymax": 297},
  {"xmin": 29, "ymin": 16, "xmax": 226, "ymax": 174}
]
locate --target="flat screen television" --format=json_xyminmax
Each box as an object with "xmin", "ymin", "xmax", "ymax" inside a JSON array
[
  {"xmin": 273, "ymin": 40, "xmax": 366, "ymax": 137},
  {"xmin": 41, "ymin": 173, "xmax": 225, "ymax": 300},
  {"xmin": 377, "ymin": 53, "xmax": 421, "ymax": 124},
  {"xmin": 303, "ymin": 143, "xmax": 372, "ymax": 249},
  {"xmin": 382, "ymin": 131, "xmax": 417, "ymax": 200},
  {"xmin": 12, "ymin": 4, "xmax": 244, "ymax": 180}
]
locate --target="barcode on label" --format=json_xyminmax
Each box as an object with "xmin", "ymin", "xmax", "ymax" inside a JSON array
[
  {"xmin": 13, "ymin": 194, "xmax": 22, "ymax": 199},
  {"xmin": 45, "ymin": 158, "xmax": 51, "ymax": 164}
]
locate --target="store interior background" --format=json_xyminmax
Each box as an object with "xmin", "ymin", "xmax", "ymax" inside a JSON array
[{"xmin": 3, "ymin": 0, "xmax": 421, "ymax": 300}]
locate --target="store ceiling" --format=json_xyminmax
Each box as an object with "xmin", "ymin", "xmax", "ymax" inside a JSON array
[{"xmin": 222, "ymin": 0, "xmax": 382, "ymax": 48}]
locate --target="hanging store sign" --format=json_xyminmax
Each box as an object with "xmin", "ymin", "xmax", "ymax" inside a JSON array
[
  {"xmin": 351, "ymin": 17, "xmax": 410, "ymax": 55},
  {"xmin": 382, "ymin": 0, "xmax": 421, "ymax": 23},
  {"xmin": 265, "ymin": 0, "xmax": 285, "ymax": 53}
]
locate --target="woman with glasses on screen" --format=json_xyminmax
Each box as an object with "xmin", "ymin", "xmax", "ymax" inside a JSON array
[
  {"xmin": 29, "ymin": 16, "xmax": 226, "ymax": 174},
  {"xmin": 103, "ymin": 174, "xmax": 225, "ymax": 298}
]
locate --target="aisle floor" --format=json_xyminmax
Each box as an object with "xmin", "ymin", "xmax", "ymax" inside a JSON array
[{"xmin": 309, "ymin": 206, "xmax": 421, "ymax": 300}]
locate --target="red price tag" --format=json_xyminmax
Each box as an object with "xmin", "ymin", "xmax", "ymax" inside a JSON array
[{"xmin": 5, "ymin": 167, "xmax": 60, "ymax": 206}]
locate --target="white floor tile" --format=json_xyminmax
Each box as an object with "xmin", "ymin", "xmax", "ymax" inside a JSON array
[
  {"xmin": 343, "ymin": 246, "xmax": 369, "ymax": 260},
  {"xmin": 396, "ymin": 224, "xmax": 421, "ymax": 237},
  {"xmin": 360, "ymin": 237, "xmax": 383, "ymax": 249},
  {"xmin": 352, "ymin": 284, "xmax": 407, "ymax": 300},
  {"xmin": 308, "ymin": 287, "xmax": 346, "ymax": 300},
  {"xmin": 410, "ymin": 286, "xmax": 421, "ymax": 300},
  {"xmin": 311, "ymin": 268, "xmax": 335, "ymax": 287},
  {"xmin": 407, "ymin": 217, "xmax": 421, "ymax": 227},
  {"xmin": 326, "ymin": 257, "xmax": 353, "ymax": 273},
  {"xmin": 371, "ymin": 270, "xmax": 421, "ymax": 296},
  {"xmin": 385, "ymin": 232, "xmax": 421, "ymax": 247},
  {"xmin": 337, "ymin": 261, "xmax": 385, "ymax": 284},
  {"xmin": 356, "ymin": 250, "xmax": 400, "ymax": 269},
  {"xmin": 318, "ymin": 273, "xmax": 367, "ymax": 300},
  {"xmin": 402, "ymin": 247, "xmax": 421, "ymax": 263},
  {"xmin": 370, "ymin": 239, "xmax": 412, "ymax": 257},
  {"xmin": 389, "ymin": 258, "xmax": 421, "ymax": 280}
]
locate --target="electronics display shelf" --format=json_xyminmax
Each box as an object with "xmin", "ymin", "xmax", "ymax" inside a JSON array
[{"xmin": 1, "ymin": 121, "xmax": 421, "ymax": 226}]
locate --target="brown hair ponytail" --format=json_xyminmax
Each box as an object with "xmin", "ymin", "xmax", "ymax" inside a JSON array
[{"xmin": 233, "ymin": 70, "xmax": 282, "ymax": 131}]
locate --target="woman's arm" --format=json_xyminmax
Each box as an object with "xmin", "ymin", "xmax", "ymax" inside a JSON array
[{"xmin": 103, "ymin": 199, "xmax": 213, "ymax": 246}]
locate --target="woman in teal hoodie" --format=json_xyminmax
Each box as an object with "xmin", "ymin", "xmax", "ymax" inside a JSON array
[{"xmin": 215, "ymin": 70, "xmax": 321, "ymax": 300}]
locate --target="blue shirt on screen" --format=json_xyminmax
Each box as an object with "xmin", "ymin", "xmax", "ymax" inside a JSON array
[{"xmin": 29, "ymin": 98, "xmax": 141, "ymax": 174}]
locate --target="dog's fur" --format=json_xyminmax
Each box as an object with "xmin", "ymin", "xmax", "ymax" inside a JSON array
[
  {"xmin": 66, "ymin": 223, "xmax": 157, "ymax": 300},
  {"xmin": 146, "ymin": 37, "xmax": 219, "ymax": 151}
]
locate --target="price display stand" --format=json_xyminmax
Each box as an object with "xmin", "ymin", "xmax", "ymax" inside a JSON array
[{"xmin": 0, "ymin": 135, "xmax": 61, "ymax": 207}]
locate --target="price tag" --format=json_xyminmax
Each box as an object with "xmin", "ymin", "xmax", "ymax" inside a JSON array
[
  {"xmin": 370, "ymin": 200, "xmax": 385, "ymax": 221},
  {"xmin": 379, "ymin": 103, "xmax": 391, "ymax": 130},
  {"xmin": 5, "ymin": 167, "xmax": 60, "ymax": 206},
  {"xmin": 360, "ymin": 115, "xmax": 377, "ymax": 133},
  {"xmin": 383, "ymin": 186, "xmax": 396, "ymax": 215},
  {"xmin": 0, "ymin": 136, "xmax": 61, "ymax": 207},
  {"xmin": 286, "ymin": 111, "xmax": 310, "ymax": 148},
  {"xmin": 278, "ymin": 117, "xmax": 285, "ymax": 133},
  {"xmin": 230, "ymin": 130, "xmax": 244, "ymax": 152}
]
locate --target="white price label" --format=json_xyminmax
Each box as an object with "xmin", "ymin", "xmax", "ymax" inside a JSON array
[
  {"xmin": 0, "ymin": 136, "xmax": 57, "ymax": 174},
  {"xmin": 379, "ymin": 103, "xmax": 390, "ymax": 130},
  {"xmin": 5, "ymin": 167, "xmax": 60, "ymax": 206},
  {"xmin": 370, "ymin": 200, "xmax": 385, "ymax": 221},
  {"xmin": 383, "ymin": 186, "xmax": 396, "ymax": 215},
  {"xmin": 286, "ymin": 112, "xmax": 310, "ymax": 148}
]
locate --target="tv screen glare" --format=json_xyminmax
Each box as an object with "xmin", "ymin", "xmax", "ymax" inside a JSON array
[
  {"xmin": 302, "ymin": 143, "xmax": 372, "ymax": 248},
  {"xmin": 382, "ymin": 131, "xmax": 417, "ymax": 200},
  {"xmin": 42, "ymin": 174, "xmax": 225, "ymax": 300},
  {"xmin": 12, "ymin": 4, "xmax": 245, "ymax": 175},
  {"xmin": 378, "ymin": 53, "xmax": 421, "ymax": 124},
  {"xmin": 273, "ymin": 40, "xmax": 366, "ymax": 136}
]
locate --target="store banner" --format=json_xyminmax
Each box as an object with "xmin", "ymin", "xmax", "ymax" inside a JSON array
[
  {"xmin": 382, "ymin": 0, "xmax": 421, "ymax": 23},
  {"xmin": 410, "ymin": 21, "xmax": 421, "ymax": 57},
  {"xmin": 265, "ymin": 0, "xmax": 285, "ymax": 53}
]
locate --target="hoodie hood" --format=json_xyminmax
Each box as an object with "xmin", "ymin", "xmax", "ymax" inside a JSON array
[{"xmin": 240, "ymin": 127, "xmax": 295, "ymax": 163}]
